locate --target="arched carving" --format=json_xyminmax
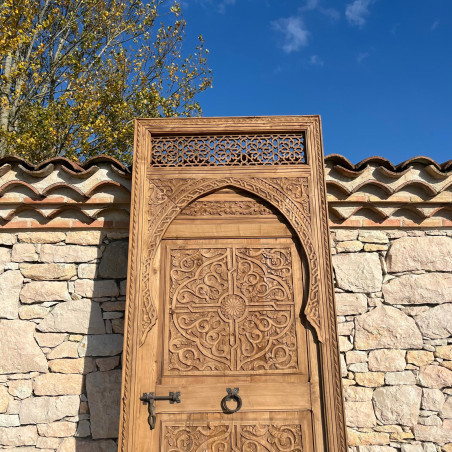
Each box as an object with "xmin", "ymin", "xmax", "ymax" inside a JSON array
[{"xmin": 140, "ymin": 176, "xmax": 322, "ymax": 346}]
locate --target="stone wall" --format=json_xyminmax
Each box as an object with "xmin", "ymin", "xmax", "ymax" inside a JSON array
[
  {"xmin": 0, "ymin": 228, "xmax": 450, "ymax": 451},
  {"xmin": 0, "ymin": 156, "xmax": 451, "ymax": 451},
  {"xmin": 0, "ymin": 230, "xmax": 127, "ymax": 451}
]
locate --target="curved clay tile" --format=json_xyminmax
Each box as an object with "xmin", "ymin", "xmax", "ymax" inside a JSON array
[
  {"xmin": 4, "ymin": 205, "xmax": 48, "ymax": 223},
  {"xmin": 60, "ymin": 165, "xmax": 100, "ymax": 178},
  {"xmin": 85, "ymin": 181, "xmax": 131, "ymax": 198},
  {"xmin": 48, "ymin": 206, "xmax": 94, "ymax": 223},
  {"xmin": 0, "ymin": 181, "xmax": 42, "ymax": 198},
  {"xmin": 42, "ymin": 183, "xmax": 87, "ymax": 199},
  {"xmin": 352, "ymin": 180, "xmax": 394, "ymax": 195},
  {"xmin": 394, "ymin": 180, "xmax": 439, "ymax": 197},
  {"xmin": 326, "ymin": 181, "xmax": 351, "ymax": 197},
  {"xmin": 18, "ymin": 163, "xmax": 55, "ymax": 178},
  {"xmin": 0, "ymin": 164, "xmax": 12, "ymax": 177},
  {"xmin": 375, "ymin": 165, "xmax": 411, "ymax": 179},
  {"xmin": 82, "ymin": 155, "xmax": 131, "ymax": 174}
]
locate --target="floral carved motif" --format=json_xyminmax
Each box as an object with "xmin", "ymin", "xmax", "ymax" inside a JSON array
[
  {"xmin": 164, "ymin": 423, "xmax": 303, "ymax": 451},
  {"xmin": 141, "ymin": 176, "xmax": 322, "ymax": 346},
  {"xmin": 167, "ymin": 247, "xmax": 298, "ymax": 373},
  {"xmin": 180, "ymin": 200, "xmax": 275, "ymax": 216}
]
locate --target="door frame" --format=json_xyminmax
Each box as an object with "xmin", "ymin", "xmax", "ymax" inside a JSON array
[{"xmin": 119, "ymin": 116, "xmax": 347, "ymax": 451}]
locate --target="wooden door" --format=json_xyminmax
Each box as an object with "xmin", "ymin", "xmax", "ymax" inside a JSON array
[{"xmin": 119, "ymin": 116, "xmax": 348, "ymax": 452}]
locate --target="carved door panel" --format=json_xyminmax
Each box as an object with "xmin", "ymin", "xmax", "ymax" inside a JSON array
[
  {"xmin": 155, "ymin": 238, "xmax": 314, "ymax": 451},
  {"xmin": 119, "ymin": 117, "xmax": 348, "ymax": 452}
]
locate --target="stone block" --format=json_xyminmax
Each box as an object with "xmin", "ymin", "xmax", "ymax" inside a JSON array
[
  {"xmin": 343, "ymin": 385, "xmax": 373, "ymax": 402},
  {"xmin": 0, "ymin": 270, "xmax": 23, "ymax": 319},
  {"xmin": 385, "ymin": 371, "xmax": 416, "ymax": 385},
  {"xmin": 333, "ymin": 253, "xmax": 382, "ymax": 293},
  {"xmin": 416, "ymin": 304, "xmax": 452, "ymax": 339},
  {"xmin": 37, "ymin": 421, "xmax": 77, "ymax": 437},
  {"xmin": 48, "ymin": 358, "xmax": 96, "ymax": 374},
  {"xmin": 0, "ymin": 320, "xmax": 47, "ymax": 373},
  {"xmin": 0, "ymin": 425, "xmax": 37, "ymax": 446},
  {"xmin": 18, "ymin": 232, "xmax": 65, "ymax": 244},
  {"xmin": 441, "ymin": 396, "xmax": 452, "ymax": 418},
  {"xmin": 20, "ymin": 281, "xmax": 70, "ymax": 304},
  {"xmin": 422, "ymin": 388, "xmax": 445, "ymax": 411},
  {"xmin": 355, "ymin": 372, "xmax": 385, "ymax": 387},
  {"xmin": 66, "ymin": 231, "xmax": 104, "ymax": 245},
  {"xmin": 47, "ymin": 341, "xmax": 79, "ymax": 359},
  {"xmin": 40, "ymin": 244, "xmax": 101, "ymax": 263},
  {"xmin": 33, "ymin": 373, "xmax": 83, "ymax": 396},
  {"xmin": 0, "ymin": 247, "xmax": 11, "ymax": 273},
  {"xmin": 34, "ymin": 332, "xmax": 67, "ymax": 348},
  {"xmin": 435, "ymin": 345, "xmax": 452, "ymax": 360},
  {"xmin": 77, "ymin": 335, "xmax": 123, "ymax": 357},
  {"xmin": 0, "ymin": 233, "xmax": 16, "ymax": 246},
  {"xmin": 373, "ymin": 385, "xmax": 422, "ymax": 426},
  {"xmin": 86, "ymin": 370, "xmax": 121, "ymax": 439},
  {"xmin": 19, "ymin": 305, "xmax": 50, "ymax": 319},
  {"xmin": 387, "ymin": 236, "xmax": 452, "ymax": 272},
  {"xmin": 383, "ymin": 273, "xmax": 452, "ymax": 305},
  {"xmin": 337, "ymin": 240, "xmax": 363, "ymax": 253},
  {"xmin": 19, "ymin": 395, "xmax": 80, "ymax": 424},
  {"xmin": 335, "ymin": 293, "xmax": 367, "ymax": 316},
  {"xmin": 20, "ymin": 263, "xmax": 76, "ymax": 281},
  {"xmin": 7, "ymin": 380, "xmax": 32, "ymax": 399},
  {"xmin": 37, "ymin": 436, "xmax": 61, "ymax": 449},
  {"xmin": 57, "ymin": 438, "xmax": 117, "ymax": 452},
  {"xmin": 414, "ymin": 423, "xmax": 452, "ymax": 445},
  {"xmin": 407, "ymin": 350, "xmax": 435, "ymax": 367},
  {"xmin": 358, "ymin": 231, "xmax": 389, "ymax": 244},
  {"xmin": 74, "ymin": 279, "xmax": 119, "ymax": 298},
  {"xmin": 418, "ymin": 365, "xmax": 452, "ymax": 389},
  {"xmin": 96, "ymin": 357, "xmax": 120, "ymax": 372},
  {"xmin": 355, "ymin": 305, "xmax": 423, "ymax": 350},
  {"xmin": 98, "ymin": 241, "xmax": 128, "ymax": 279},
  {"xmin": 368, "ymin": 349, "xmax": 406, "ymax": 371},
  {"xmin": 12, "ymin": 243, "xmax": 37, "ymax": 262},
  {"xmin": 38, "ymin": 299, "xmax": 105, "ymax": 334},
  {"xmin": 345, "ymin": 401, "xmax": 377, "ymax": 427},
  {"xmin": 0, "ymin": 386, "xmax": 11, "ymax": 413},
  {"xmin": 0, "ymin": 414, "xmax": 20, "ymax": 427},
  {"xmin": 346, "ymin": 429, "xmax": 389, "ymax": 446},
  {"xmin": 77, "ymin": 264, "xmax": 98, "ymax": 279}
]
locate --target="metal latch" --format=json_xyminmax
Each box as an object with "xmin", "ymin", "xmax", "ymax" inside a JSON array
[{"xmin": 140, "ymin": 391, "xmax": 181, "ymax": 430}]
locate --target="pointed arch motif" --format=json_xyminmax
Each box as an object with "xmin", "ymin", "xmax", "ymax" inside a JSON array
[{"xmin": 140, "ymin": 175, "xmax": 322, "ymax": 346}]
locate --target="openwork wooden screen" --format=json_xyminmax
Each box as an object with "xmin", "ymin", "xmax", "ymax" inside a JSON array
[
  {"xmin": 150, "ymin": 133, "xmax": 306, "ymax": 167},
  {"xmin": 119, "ymin": 116, "xmax": 347, "ymax": 452}
]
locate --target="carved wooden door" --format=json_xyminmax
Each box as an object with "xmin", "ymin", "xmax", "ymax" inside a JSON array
[
  {"xmin": 119, "ymin": 117, "xmax": 348, "ymax": 452},
  {"xmin": 158, "ymin": 237, "xmax": 313, "ymax": 451}
]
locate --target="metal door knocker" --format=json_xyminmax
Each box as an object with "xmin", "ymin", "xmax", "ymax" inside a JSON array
[
  {"xmin": 140, "ymin": 391, "xmax": 181, "ymax": 430},
  {"xmin": 221, "ymin": 387, "xmax": 242, "ymax": 414}
]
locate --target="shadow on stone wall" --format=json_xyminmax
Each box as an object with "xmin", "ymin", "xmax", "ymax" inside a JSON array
[{"xmin": 0, "ymin": 231, "xmax": 128, "ymax": 451}]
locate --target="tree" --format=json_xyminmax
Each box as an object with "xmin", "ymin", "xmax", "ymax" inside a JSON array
[{"xmin": 0, "ymin": 0, "xmax": 212, "ymax": 163}]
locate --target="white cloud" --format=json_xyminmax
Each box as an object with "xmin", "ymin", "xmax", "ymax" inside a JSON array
[
  {"xmin": 218, "ymin": 0, "xmax": 236, "ymax": 14},
  {"xmin": 345, "ymin": 0, "xmax": 375, "ymax": 28},
  {"xmin": 310, "ymin": 55, "xmax": 324, "ymax": 66},
  {"xmin": 272, "ymin": 16, "xmax": 309, "ymax": 53},
  {"xmin": 303, "ymin": 0, "xmax": 339, "ymax": 21},
  {"xmin": 356, "ymin": 51, "xmax": 369, "ymax": 62},
  {"xmin": 431, "ymin": 20, "xmax": 439, "ymax": 31}
]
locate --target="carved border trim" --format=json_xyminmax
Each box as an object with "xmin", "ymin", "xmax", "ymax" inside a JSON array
[{"xmin": 140, "ymin": 176, "xmax": 322, "ymax": 346}]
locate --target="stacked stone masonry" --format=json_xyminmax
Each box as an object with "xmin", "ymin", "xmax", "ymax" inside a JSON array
[{"xmin": 0, "ymin": 156, "xmax": 451, "ymax": 451}]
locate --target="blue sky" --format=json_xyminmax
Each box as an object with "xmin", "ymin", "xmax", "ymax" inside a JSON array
[{"xmin": 181, "ymin": 0, "xmax": 452, "ymax": 164}]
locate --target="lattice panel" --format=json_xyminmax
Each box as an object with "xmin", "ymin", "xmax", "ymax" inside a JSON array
[{"xmin": 150, "ymin": 133, "xmax": 306, "ymax": 167}]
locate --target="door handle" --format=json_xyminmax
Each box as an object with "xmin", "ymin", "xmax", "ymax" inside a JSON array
[
  {"xmin": 221, "ymin": 387, "xmax": 242, "ymax": 414},
  {"xmin": 140, "ymin": 391, "xmax": 181, "ymax": 430}
]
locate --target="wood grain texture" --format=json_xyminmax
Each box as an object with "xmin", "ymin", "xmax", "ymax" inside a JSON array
[{"xmin": 118, "ymin": 116, "xmax": 347, "ymax": 452}]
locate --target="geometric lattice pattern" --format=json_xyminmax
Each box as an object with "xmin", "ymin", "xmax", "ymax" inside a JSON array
[{"xmin": 150, "ymin": 133, "xmax": 306, "ymax": 167}]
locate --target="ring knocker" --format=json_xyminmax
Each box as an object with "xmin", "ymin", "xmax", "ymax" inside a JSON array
[{"xmin": 221, "ymin": 387, "xmax": 242, "ymax": 414}]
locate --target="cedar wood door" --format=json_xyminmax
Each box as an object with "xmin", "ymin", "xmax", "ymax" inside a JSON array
[{"xmin": 118, "ymin": 117, "xmax": 347, "ymax": 452}]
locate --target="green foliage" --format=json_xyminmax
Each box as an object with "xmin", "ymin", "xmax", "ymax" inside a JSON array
[{"xmin": 0, "ymin": 0, "xmax": 212, "ymax": 163}]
